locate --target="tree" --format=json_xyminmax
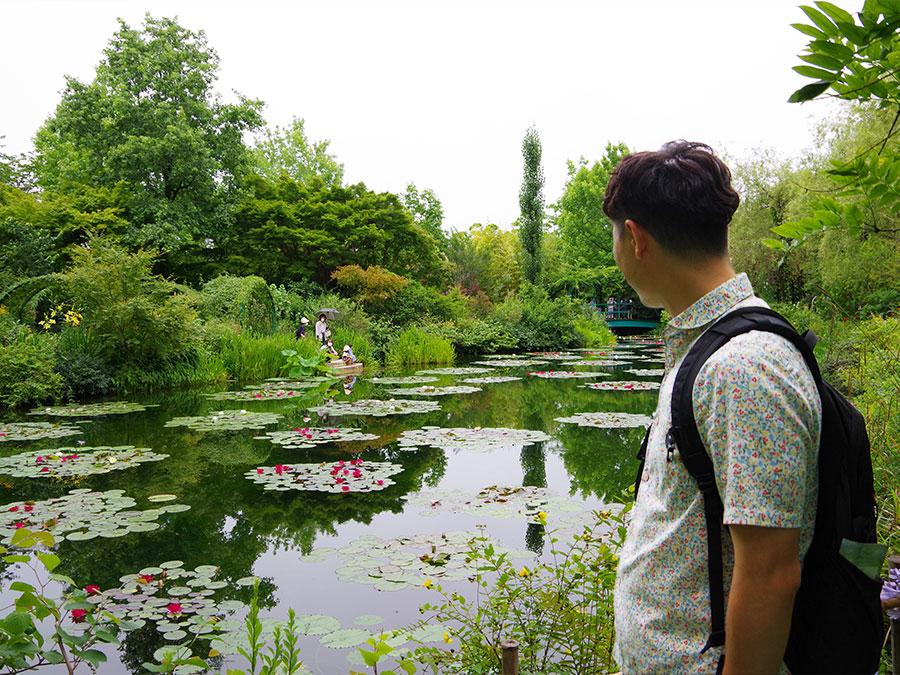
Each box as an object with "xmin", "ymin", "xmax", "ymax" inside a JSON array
[
  {"xmin": 33, "ymin": 14, "xmax": 264, "ymax": 254},
  {"xmin": 519, "ymin": 126, "xmax": 545, "ymax": 284},
  {"xmin": 767, "ymin": 0, "xmax": 900, "ymax": 251},
  {"xmin": 402, "ymin": 183, "xmax": 446, "ymax": 249},
  {"xmin": 250, "ymin": 117, "xmax": 344, "ymax": 187}
]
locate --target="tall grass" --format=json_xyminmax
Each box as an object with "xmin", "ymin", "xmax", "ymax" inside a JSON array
[
  {"xmin": 385, "ymin": 326, "xmax": 455, "ymax": 367},
  {"xmin": 214, "ymin": 331, "xmax": 299, "ymax": 382},
  {"xmin": 329, "ymin": 326, "xmax": 374, "ymax": 365},
  {"xmin": 112, "ymin": 350, "xmax": 228, "ymax": 393}
]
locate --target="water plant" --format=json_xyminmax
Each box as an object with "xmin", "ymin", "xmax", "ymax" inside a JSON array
[
  {"xmin": 164, "ymin": 410, "xmax": 282, "ymax": 432},
  {"xmin": 385, "ymin": 326, "xmax": 455, "ymax": 367},
  {"xmin": 386, "ymin": 385, "xmax": 482, "ymax": 397},
  {"xmin": 397, "ymin": 426, "xmax": 551, "ymax": 453},
  {"xmin": 554, "ymin": 412, "xmax": 653, "ymax": 428},
  {"xmin": 580, "ymin": 381, "xmax": 660, "ymax": 391},
  {"xmin": 0, "ymin": 446, "xmax": 168, "ymax": 478},
  {"xmin": 306, "ymin": 399, "xmax": 441, "ymax": 417},
  {"xmin": 245, "ymin": 460, "xmax": 403, "ymax": 493},
  {"xmin": 27, "ymin": 401, "xmax": 157, "ymax": 417},
  {"xmin": 415, "ymin": 367, "xmax": 491, "ymax": 376},
  {"xmin": 256, "ymin": 427, "xmax": 380, "ymax": 449},
  {"xmin": 525, "ymin": 371, "xmax": 609, "ymax": 379},
  {"xmin": 0, "ymin": 421, "xmax": 83, "ymax": 443}
]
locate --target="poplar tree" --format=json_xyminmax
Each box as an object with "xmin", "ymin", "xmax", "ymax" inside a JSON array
[{"xmin": 519, "ymin": 126, "xmax": 545, "ymax": 284}]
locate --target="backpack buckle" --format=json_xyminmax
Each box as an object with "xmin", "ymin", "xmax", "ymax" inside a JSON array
[{"xmin": 665, "ymin": 427, "xmax": 678, "ymax": 462}]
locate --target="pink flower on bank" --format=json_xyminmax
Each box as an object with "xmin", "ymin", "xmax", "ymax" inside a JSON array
[
  {"xmin": 85, "ymin": 585, "xmax": 101, "ymax": 596},
  {"xmin": 71, "ymin": 609, "xmax": 86, "ymax": 623},
  {"xmin": 166, "ymin": 603, "xmax": 182, "ymax": 614}
]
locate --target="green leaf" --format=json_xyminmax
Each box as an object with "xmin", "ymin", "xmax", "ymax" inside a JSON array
[
  {"xmin": 844, "ymin": 203, "xmax": 864, "ymax": 227},
  {"xmin": 791, "ymin": 22, "xmax": 828, "ymax": 38},
  {"xmin": 3, "ymin": 612, "xmax": 34, "ymax": 636},
  {"xmin": 762, "ymin": 238, "xmax": 788, "ymax": 251},
  {"xmin": 798, "ymin": 52, "xmax": 844, "ymax": 70},
  {"xmin": 10, "ymin": 528, "xmax": 34, "ymax": 546},
  {"xmin": 65, "ymin": 600, "xmax": 94, "ymax": 610},
  {"xmin": 800, "ymin": 5, "xmax": 839, "ymax": 36},
  {"xmin": 94, "ymin": 629, "xmax": 118, "ymax": 643},
  {"xmin": 815, "ymin": 1, "xmax": 855, "ymax": 25},
  {"xmin": 38, "ymin": 553, "xmax": 60, "ymax": 572},
  {"xmin": 3, "ymin": 554, "xmax": 31, "ymax": 564},
  {"xmin": 42, "ymin": 650, "xmax": 65, "ymax": 664},
  {"xmin": 793, "ymin": 65, "xmax": 839, "ymax": 80},
  {"xmin": 75, "ymin": 648, "xmax": 107, "ymax": 666},
  {"xmin": 400, "ymin": 661, "xmax": 417, "ymax": 675},
  {"xmin": 808, "ymin": 39, "xmax": 855, "ymax": 61},
  {"xmin": 48, "ymin": 573, "xmax": 77, "ymax": 586},
  {"xmin": 9, "ymin": 582, "xmax": 35, "ymax": 593},
  {"xmin": 142, "ymin": 663, "xmax": 164, "ymax": 673},
  {"xmin": 788, "ymin": 80, "xmax": 832, "ymax": 102},
  {"xmin": 360, "ymin": 648, "xmax": 378, "ymax": 667},
  {"xmin": 834, "ymin": 20, "xmax": 869, "ymax": 44},
  {"xmin": 29, "ymin": 531, "xmax": 54, "ymax": 547}
]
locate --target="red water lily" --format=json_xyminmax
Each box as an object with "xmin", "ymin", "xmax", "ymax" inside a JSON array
[
  {"xmin": 256, "ymin": 468, "xmax": 264, "ymax": 474},
  {"xmin": 166, "ymin": 603, "xmax": 182, "ymax": 614},
  {"xmin": 23, "ymin": 506, "xmax": 32, "ymax": 512},
  {"xmin": 341, "ymin": 485, "xmax": 350, "ymax": 492},
  {"xmin": 85, "ymin": 585, "xmax": 101, "ymax": 596},
  {"xmin": 71, "ymin": 609, "xmax": 86, "ymax": 623},
  {"xmin": 14, "ymin": 522, "xmax": 25, "ymax": 529},
  {"xmin": 139, "ymin": 574, "xmax": 155, "ymax": 583},
  {"xmin": 8, "ymin": 506, "xmax": 18, "ymax": 512}
]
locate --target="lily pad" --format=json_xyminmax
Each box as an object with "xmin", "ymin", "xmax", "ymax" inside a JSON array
[
  {"xmin": 27, "ymin": 401, "xmax": 157, "ymax": 417},
  {"xmin": 562, "ymin": 360, "xmax": 628, "ymax": 367},
  {"xmin": 415, "ymin": 367, "xmax": 492, "ymax": 375},
  {"xmin": 403, "ymin": 485, "xmax": 585, "ymax": 521},
  {"xmin": 468, "ymin": 359, "xmax": 551, "ymax": 367},
  {"xmin": 627, "ymin": 368, "xmax": 666, "ymax": 377},
  {"xmin": 555, "ymin": 412, "xmax": 653, "ymax": 428},
  {"xmin": 0, "ymin": 422, "xmax": 83, "ymax": 443},
  {"xmin": 581, "ymin": 381, "xmax": 661, "ymax": 391},
  {"xmin": 206, "ymin": 388, "xmax": 312, "ymax": 402},
  {"xmin": 321, "ymin": 628, "xmax": 372, "ymax": 648},
  {"xmin": 246, "ymin": 460, "xmax": 402, "ymax": 493},
  {"xmin": 164, "ymin": 410, "xmax": 282, "ymax": 432},
  {"xmin": 306, "ymin": 399, "xmax": 441, "ymax": 417},
  {"xmin": 293, "ymin": 614, "xmax": 341, "ymax": 636},
  {"xmin": 0, "ymin": 446, "xmax": 168, "ymax": 479},
  {"xmin": 368, "ymin": 376, "xmax": 440, "ymax": 385},
  {"xmin": 525, "ymin": 352, "xmax": 582, "ymax": 361},
  {"xmin": 147, "ymin": 494, "xmax": 178, "ymax": 503},
  {"xmin": 525, "ymin": 370, "xmax": 609, "ymax": 379},
  {"xmin": 459, "ymin": 376, "xmax": 522, "ymax": 384},
  {"xmin": 386, "ymin": 385, "xmax": 482, "ymax": 397},
  {"xmin": 256, "ymin": 427, "xmax": 380, "ymax": 449},
  {"xmin": 397, "ymin": 426, "xmax": 551, "ymax": 454}
]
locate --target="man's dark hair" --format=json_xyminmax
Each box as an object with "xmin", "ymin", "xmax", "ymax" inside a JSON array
[{"xmin": 602, "ymin": 140, "xmax": 740, "ymax": 258}]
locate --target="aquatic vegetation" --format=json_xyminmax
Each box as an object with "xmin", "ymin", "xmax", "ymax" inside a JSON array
[
  {"xmin": 27, "ymin": 401, "xmax": 158, "ymax": 417},
  {"xmin": 563, "ymin": 359, "xmax": 628, "ymax": 367},
  {"xmin": 626, "ymin": 368, "xmax": 665, "ymax": 377},
  {"xmin": 581, "ymin": 381, "xmax": 661, "ymax": 391},
  {"xmin": 256, "ymin": 427, "xmax": 380, "ymax": 449},
  {"xmin": 525, "ymin": 370, "xmax": 609, "ymax": 379},
  {"xmin": 164, "ymin": 410, "xmax": 282, "ymax": 432},
  {"xmin": 469, "ymin": 359, "xmax": 551, "ymax": 367},
  {"xmin": 555, "ymin": 412, "xmax": 653, "ymax": 428},
  {"xmin": 306, "ymin": 399, "xmax": 441, "ymax": 417},
  {"xmin": 0, "ymin": 446, "xmax": 168, "ymax": 478},
  {"xmin": 397, "ymin": 426, "xmax": 551, "ymax": 453},
  {"xmin": 0, "ymin": 421, "xmax": 83, "ymax": 442},
  {"xmin": 245, "ymin": 460, "xmax": 403, "ymax": 492},
  {"xmin": 415, "ymin": 367, "xmax": 492, "ymax": 375},
  {"xmin": 386, "ymin": 385, "xmax": 482, "ymax": 397},
  {"xmin": 458, "ymin": 376, "xmax": 522, "ymax": 384},
  {"xmin": 403, "ymin": 485, "xmax": 585, "ymax": 522},
  {"xmin": 1, "ymin": 489, "xmax": 189, "ymax": 544},
  {"xmin": 525, "ymin": 353, "xmax": 582, "ymax": 361},
  {"xmin": 368, "ymin": 376, "xmax": 440, "ymax": 385},
  {"xmin": 206, "ymin": 388, "xmax": 310, "ymax": 402}
]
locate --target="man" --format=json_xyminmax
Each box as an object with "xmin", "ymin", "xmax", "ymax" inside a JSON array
[{"xmin": 605, "ymin": 141, "xmax": 821, "ymax": 674}]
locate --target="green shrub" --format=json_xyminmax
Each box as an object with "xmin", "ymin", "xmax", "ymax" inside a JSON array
[
  {"xmin": 385, "ymin": 326, "xmax": 455, "ymax": 366},
  {"xmin": 0, "ymin": 333, "xmax": 65, "ymax": 408},
  {"xmin": 386, "ymin": 282, "xmax": 459, "ymax": 326},
  {"xmin": 574, "ymin": 312, "xmax": 617, "ymax": 347},
  {"xmin": 200, "ymin": 275, "xmax": 275, "ymax": 335},
  {"xmin": 425, "ymin": 318, "xmax": 517, "ymax": 355},
  {"xmin": 55, "ymin": 327, "xmax": 113, "ymax": 397}
]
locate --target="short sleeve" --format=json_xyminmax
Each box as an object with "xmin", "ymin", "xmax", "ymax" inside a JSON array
[{"xmin": 692, "ymin": 331, "xmax": 821, "ymax": 529}]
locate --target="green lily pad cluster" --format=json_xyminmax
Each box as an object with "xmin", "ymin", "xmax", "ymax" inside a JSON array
[
  {"xmin": 386, "ymin": 385, "xmax": 482, "ymax": 397},
  {"xmin": 164, "ymin": 410, "xmax": 282, "ymax": 432},
  {"xmin": 88, "ymin": 561, "xmax": 245, "ymax": 641},
  {"xmin": 469, "ymin": 359, "xmax": 550, "ymax": 367},
  {"xmin": 581, "ymin": 381, "xmax": 661, "ymax": 391},
  {"xmin": 627, "ymin": 368, "xmax": 665, "ymax": 377},
  {"xmin": 525, "ymin": 352, "xmax": 582, "ymax": 361},
  {"xmin": 331, "ymin": 531, "xmax": 533, "ymax": 591},
  {"xmin": 415, "ymin": 367, "xmax": 492, "ymax": 375},
  {"xmin": 403, "ymin": 485, "xmax": 584, "ymax": 521},
  {"xmin": 563, "ymin": 359, "xmax": 628, "ymax": 367},
  {"xmin": 1, "ymin": 489, "xmax": 189, "ymax": 544},
  {"xmin": 306, "ymin": 399, "xmax": 441, "ymax": 417},
  {"xmin": 368, "ymin": 376, "xmax": 440, "ymax": 385},
  {"xmin": 0, "ymin": 422, "xmax": 83, "ymax": 443},
  {"xmin": 525, "ymin": 370, "xmax": 609, "ymax": 379},
  {"xmin": 206, "ymin": 388, "xmax": 310, "ymax": 402},
  {"xmin": 245, "ymin": 460, "xmax": 402, "ymax": 492},
  {"xmin": 554, "ymin": 412, "xmax": 653, "ymax": 428},
  {"xmin": 0, "ymin": 446, "xmax": 168, "ymax": 478},
  {"xmin": 246, "ymin": 379, "xmax": 321, "ymax": 390},
  {"xmin": 397, "ymin": 426, "xmax": 551, "ymax": 453},
  {"xmin": 459, "ymin": 376, "xmax": 522, "ymax": 384},
  {"xmin": 27, "ymin": 401, "xmax": 158, "ymax": 417},
  {"xmin": 255, "ymin": 427, "xmax": 380, "ymax": 449}
]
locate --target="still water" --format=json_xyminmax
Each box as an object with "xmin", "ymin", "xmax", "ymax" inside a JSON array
[{"xmin": 0, "ymin": 345, "xmax": 663, "ymax": 673}]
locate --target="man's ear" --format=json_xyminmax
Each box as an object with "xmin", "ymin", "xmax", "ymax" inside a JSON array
[{"xmin": 624, "ymin": 219, "xmax": 650, "ymax": 261}]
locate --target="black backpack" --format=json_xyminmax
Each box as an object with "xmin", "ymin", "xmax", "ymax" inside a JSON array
[{"xmin": 635, "ymin": 306, "xmax": 883, "ymax": 675}]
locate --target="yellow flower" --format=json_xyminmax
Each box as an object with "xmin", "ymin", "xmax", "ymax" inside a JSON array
[
  {"xmin": 564, "ymin": 648, "xmax": 572, "ymax": 655},
  {"xmin": 0, "ymin": 305, "xmax": 7, "ymax": 315},
  {"xmin": 537, "ymin": 511, "xmax": 547, "ymax": 521},
  {"xmin": 443, "ymin": 631, "xmax": 452, "ymax": 644},
  {"xmin": 518, "ymin": 567, "xmax": 531, "ymax": 578},
  {"xmin": 423, "ymin": 579, "xmax": 432, "ymax": 588}
]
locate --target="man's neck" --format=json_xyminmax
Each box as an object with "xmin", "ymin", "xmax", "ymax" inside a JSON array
[{"xmin": 657, "ymin": 256, "xmax": 736, "ymax": 319}]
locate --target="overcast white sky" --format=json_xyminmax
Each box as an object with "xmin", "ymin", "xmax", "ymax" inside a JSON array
[{"xmin": 2, "ymin": 0, "xmax": 837, "ymax": 230}]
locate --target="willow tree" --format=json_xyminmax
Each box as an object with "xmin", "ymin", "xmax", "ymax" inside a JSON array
[{"xmin": 519, "ymin": 126, "xmax": 545, "ymax": 284}]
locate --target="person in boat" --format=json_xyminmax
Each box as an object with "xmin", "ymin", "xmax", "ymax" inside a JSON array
[
  {"xmin": 315, "ymin": 314, "xmax": 328, "ymax": 344},
  {"xmin": 342, "ymin": 344, "xmax": 356, "ymax": 365},
  {"xmin": 295, "ymin": 317, "xmax": 309, "ymax": 340}
]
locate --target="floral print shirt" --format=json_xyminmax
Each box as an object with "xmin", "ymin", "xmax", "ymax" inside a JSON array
[{"xmin": 613, "ymin": 274, "xmax": 821, "ymax": 674}]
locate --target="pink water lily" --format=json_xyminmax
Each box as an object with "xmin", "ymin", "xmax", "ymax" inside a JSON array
[
  {"xmin": 23, "ymin": 506, "xmax": 32, "ymax": 512},
  {"xmin": 85, "ymin": 585, "xmax": 101, "ymax": 596},
  {"xmin": 8, "ymin": 506, "xmax": 18, "ymax": 512},
  {"xmin": 71, "ymin": 609, "xmax": 87, "ymax": 623},
  {"xmin": 341, "ymin": 485, "xmax": 350, "ymax": 492},
  {"xmin": 14, "ymin": 522, "xmax": 25, "ymax": 529},
  {"xmin": 256, "ymin": 468, "xmax": 264, "ymax": 474},
  {"xmin": 166, "ymin": 603, "xmax": 182, "ymax": 614},
  {"xmin": 138, "ymin": 574, "xmax": 155, "ymax": 583}
]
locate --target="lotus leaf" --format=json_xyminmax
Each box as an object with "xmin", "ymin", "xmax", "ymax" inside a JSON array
[
  {"xmin": 555, "ymin": 412, "xmax": 653, "ymax": 428},
  {"xmin": 414, "ymin": 367, "xmax": 492, "ymax": 375},
  {"xmin": 368, "ymin": 376, "xmax": 440, "ymax": 385},
  {"xmin": 386, "ymin": 385, "xmax": 482, "ymax": 397},
  {"xmin": 164, "ymin": 410, "xmax": 282, "ymax": 432},
  {"xmin": 306, "ymin": 399, "xmax": 440, "ymax": 417},
  {"xmin": 0, "ymin": 422, "xmax": 83, "ymax": 443},
  {"xmin": 255, "ymin": 427, "xmax": 380, "ymax": 449},
  {"xmin": 246, "ymin": 460, "xmax": 402, "ymax": 493},
  {"xmin": 1, "ymin": 490, "xmax": 189, "ymax": 544},
  {"xmin": 397, "ymin": 426, "xmax": 551, "ymax": 454},
  {"xmin": 627, "ymin": 368, "xmax": 666, "ymax": 377},
  {"xmin": 581, "ymin": 381, "xmax": 661, "ymax": 391},
  {"xmin": 27, "ymin": 401, "xmax": 157, "ymax": 417},
  {"xmin": 459, "ymin": 376, "xmax": 522, "ymax": 384},
  {"xmin": 525, "ymin": 371, "xmax": 609, "ymax": 379},
  {"xmin": 0, "ymin": 446, "xmax": 168, "ymax": 479},
  {"xmin": 334, "ymin": 530, "xmax": 531, "ymax": 589}
]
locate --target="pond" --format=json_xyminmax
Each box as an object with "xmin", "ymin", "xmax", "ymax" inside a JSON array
[{"xmin": 0, "ymin": 343, "xmax": 664, "ymax": 674}]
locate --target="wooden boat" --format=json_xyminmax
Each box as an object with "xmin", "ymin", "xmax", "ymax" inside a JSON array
[{"xmin": 328, "ymin": 359, "xmax": 364, "ymax": 375}]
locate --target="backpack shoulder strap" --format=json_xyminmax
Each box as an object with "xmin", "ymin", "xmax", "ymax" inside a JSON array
[{"xmin": 670, "ymin": 305, "xmax": 816, "ymax": 657}]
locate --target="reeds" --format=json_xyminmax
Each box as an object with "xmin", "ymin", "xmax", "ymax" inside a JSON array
[{"xmin": 385, "ymin": 326, "xmax": 455, "ymax": 367}]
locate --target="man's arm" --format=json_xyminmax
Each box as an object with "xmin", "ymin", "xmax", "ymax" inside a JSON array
[{"xmin": 723, "ymin": 524, "xmax": 802, "ymax": 675}]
